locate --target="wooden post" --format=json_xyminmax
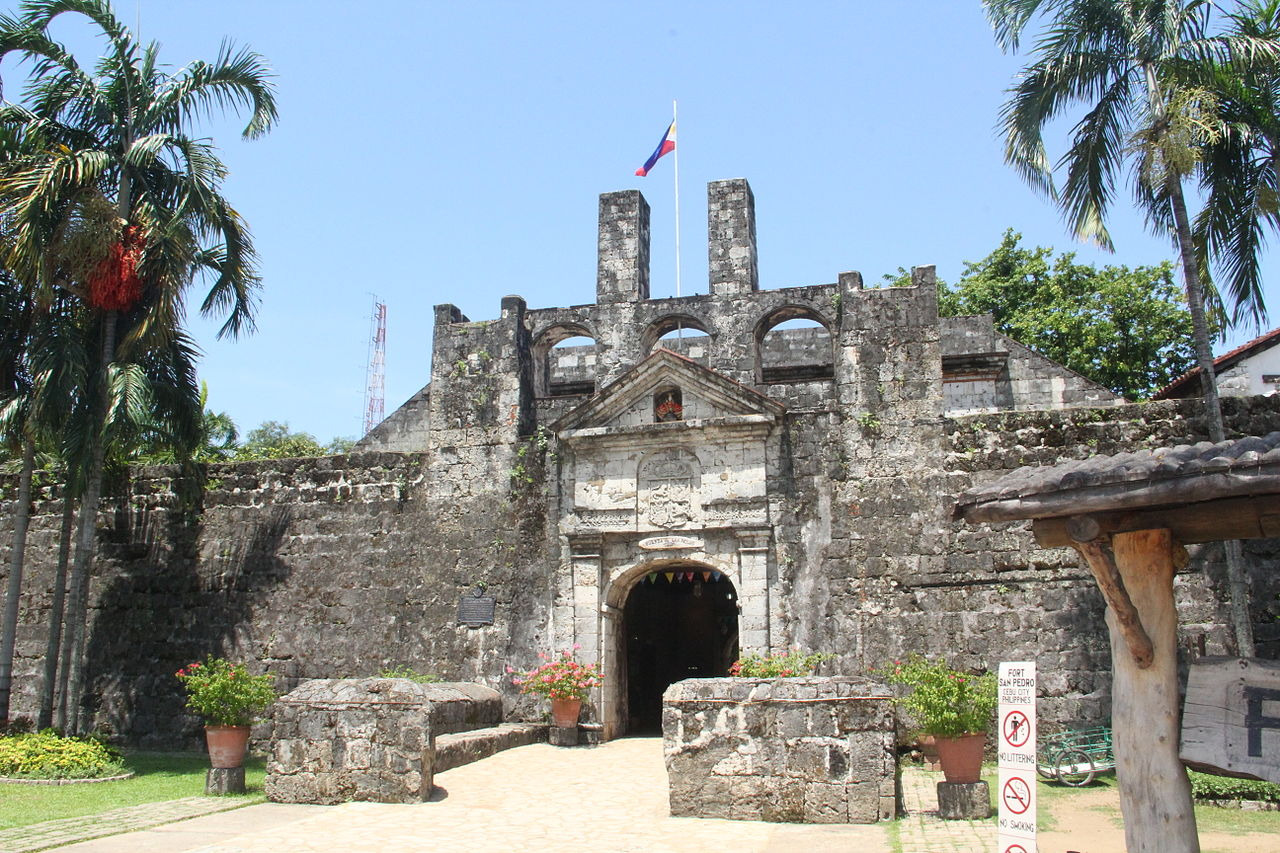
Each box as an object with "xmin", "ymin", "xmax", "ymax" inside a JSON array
[{"xmin": 1109, "ymin": 529, "xmax": 1198, "ymax": 853}]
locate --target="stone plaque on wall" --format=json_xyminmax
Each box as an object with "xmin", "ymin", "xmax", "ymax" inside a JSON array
[{"xmin": 457, "ymin": 587, "xmax": 496, "ymax": 628}]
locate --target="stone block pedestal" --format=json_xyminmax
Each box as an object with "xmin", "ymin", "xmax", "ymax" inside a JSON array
[
  {"xmin": 206, "ymin": 767, "xmax": 245, "ymax": 795},
  {"xmin": 664, "ymin": 676, "xmax": 896, "ymax": 824},
  {"xmin": 549, "ymin": 725, "xmax": 578, "ymax": 747},
  {"xmin": 936, "ymin": 781, "xmax": 990, "ymax": 819},
  {"xmin": 265, "ymin": 678, "xmax": 500, "ymax": 804}
]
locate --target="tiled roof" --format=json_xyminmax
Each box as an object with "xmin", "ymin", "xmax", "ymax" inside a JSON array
[
  {"xmin": 1153, "ymin": 327, "xmax": 1280, "ymax": 399},
  {"xmin": 954, "ymin": 432, "xmax": 1280, "ymax": 522}
]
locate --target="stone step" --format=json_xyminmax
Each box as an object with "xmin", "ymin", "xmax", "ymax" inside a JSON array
[{"xmin": 434, "ymin": 723, "xmax": 548, "ymax": 774}]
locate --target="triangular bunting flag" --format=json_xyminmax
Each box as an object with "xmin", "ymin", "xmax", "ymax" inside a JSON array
[
  {"xmin": 712, "ymin": 571, "xmax": 722, "ymax": 581},
  {"xmin": 702, "ymin": 571, "xmax": 712, "ymax": 582},
  {"xmin": 647, "ymin": 572, "xmax": 657, "ymax": 584},
  {"xmin": 664, "ymin": 572, "xmax": 675, "ymax": 583}
]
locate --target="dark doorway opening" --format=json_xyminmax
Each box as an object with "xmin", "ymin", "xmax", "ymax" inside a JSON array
[{"xmin": 623, "ymin": 568, "xmax": 739, "ymax": 734}]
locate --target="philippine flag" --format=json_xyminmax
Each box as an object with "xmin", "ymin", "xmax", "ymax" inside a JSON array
[{"xmin": 635, "ymin": 120, "xmax": 676, "ymax": 177}]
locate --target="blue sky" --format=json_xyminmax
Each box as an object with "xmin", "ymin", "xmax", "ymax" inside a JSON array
[{"xmin": 6, "ymin": 1, "xmax": 1277, "ymax": 444}]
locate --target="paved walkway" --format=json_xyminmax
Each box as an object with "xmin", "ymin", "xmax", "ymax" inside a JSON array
[
  {"xmin": 9, "ymin": 740, "xmax": 998, "ymax": 853},
  {"xmin": 0, "ymin": 797, "xmax": 273, "ymax": 853},
  {"xmin": 897, "ymin": 766, "xmax": 996, "ymax": 852}
]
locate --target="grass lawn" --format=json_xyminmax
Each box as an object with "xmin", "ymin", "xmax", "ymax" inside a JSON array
[
  {"xmin": 1033, "ymin": 768, "xmax": 1280, "ymax": 852},
  {"xmin": 0, "ymin": 752, "xmax": 266, "ymax": 831}
]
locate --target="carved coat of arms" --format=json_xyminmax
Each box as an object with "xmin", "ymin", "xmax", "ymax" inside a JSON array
[{"xmin": 638, "ymin": 449, "xmax": 700, "ymax": 530}]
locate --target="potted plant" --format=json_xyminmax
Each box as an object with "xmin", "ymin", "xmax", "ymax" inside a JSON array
[
  {"xmin": 883, "ymin": 654, "xmax": 997, "ymax": 783},
  {"xmin": 510, "ymin": 647, "xmax": 602, "ymax": 728},
  {"xmin": 176, "ymin": 656, "xmax": 277, "ymax": 769}
]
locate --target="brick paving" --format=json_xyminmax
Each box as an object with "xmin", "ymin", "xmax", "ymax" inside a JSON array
[
  {"xmin": 897, "ymin": 766, "xmax": 998, "ymax": 852},
  {"xmin": 0, "ymin": 797, "xmax": 261, "ymax": 853},
  {"xmin": 9, "ymin": 743, "xmax": 1005, "ymax": 853}
]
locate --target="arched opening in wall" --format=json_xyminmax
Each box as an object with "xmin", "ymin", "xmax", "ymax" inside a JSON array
[
  {"xmin": 622, "ymin": 565, "xmax": 739, "ymax": 733},
  {"xmin": 645, "ymin": 315, "xmax": 711, "ymax": 366},
  {"xmin": 756, "ymin": 309, "xmax": 834, "ymax": 383},
  {"xmin": 533, "ymin": 326, "xmax": 597, "ymax": 397}
]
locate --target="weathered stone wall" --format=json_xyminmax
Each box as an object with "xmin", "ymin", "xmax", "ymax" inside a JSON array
[
  {"xmin": 939, "ymin": 315, "xmax": 1123, "ymax": 415},
  {"xmin": 786, "ymin": 395, "xmax": 1280, "ymax": 728},
  {"xmin": 0, "ymin": 449, "xmax": 555, "ymax": 746},
  {"xmin": 356, "ymin": 386, "xmax": 430, "ymax": 452},
  {"xmin": 5, "ymin": 392, "xmax": 1279, "ymax": 746},
  {"xmin": 663, "ymin": 676, "xmax": 896, "ymax": 823}
]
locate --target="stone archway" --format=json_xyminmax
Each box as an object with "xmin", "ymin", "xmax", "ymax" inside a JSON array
[{"xmin": 599, "ymin": 557, "xmax": 740, "ymax": 738}]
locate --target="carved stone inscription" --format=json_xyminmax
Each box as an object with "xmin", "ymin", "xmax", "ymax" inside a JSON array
[{"xmin": 638, "ymin": 448, "xmax": 700, "ymax": 530}]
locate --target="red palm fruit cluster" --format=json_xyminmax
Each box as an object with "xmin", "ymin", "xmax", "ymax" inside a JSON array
[{"xmin": 87, "ymin": 225, "xmax": 144, "ymax": 311}]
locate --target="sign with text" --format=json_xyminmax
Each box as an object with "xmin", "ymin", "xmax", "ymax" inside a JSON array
[
  {"xmin": 998, "ymin": 661, "xmax": 1037, "ymax": 851},
  {"xmin": 1181, "ymin": 657, "xmax": 1280, "ymax": 783}
]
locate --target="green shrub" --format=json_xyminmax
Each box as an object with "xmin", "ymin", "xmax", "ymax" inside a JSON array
[
  {"xmin": 378, "ymin": 666, "xmax": 442, "ymax": 683},
  {"xmin": 0, "ymin": 731, "xmax": 125, "ymax": 779},
  {"xmin": 729, "ymin": 649, "xmax": 833, "ymax": 678},
  {"xmin": 881, "ymin": 654, "xmax": 998, "ymax": 737},
  {"xmin": 1189, "ymin": 769, "xmax": 1280, "ymax": 803},
  {"xmin": 175, "ymin": 657, "xmax": 277, "ymax": 726}
]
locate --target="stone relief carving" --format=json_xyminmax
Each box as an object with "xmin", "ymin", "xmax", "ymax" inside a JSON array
[
  {"xmin": 638, "ymin": 448, "xmax": 700, "ymax": 530},
  {"xmin": 577, "ymin": 508, "xmax": 633, "ymax": 529},
  {"xmin": 703, "ymin": 497, "xmax": 769, "ymax": 525}
]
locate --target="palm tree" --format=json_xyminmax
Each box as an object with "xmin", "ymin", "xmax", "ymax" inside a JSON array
[
  {"xmin": 0, "ymin": 291, "xmax": 87, "ymax": 728},
  {"xmin": 0, "ymin": 0, "xmax": 276, "ymax": 732},
  {"xmin": 1195, "ymin": 0, "xmax": 1280, "ymax": 330},
  {"xmin": 0, "ymin": 265, "xmax": 38, "ymax": 725},
  {"xmin": 984, "ymin": 0, "xmax": 1280, "ymax": 658}
]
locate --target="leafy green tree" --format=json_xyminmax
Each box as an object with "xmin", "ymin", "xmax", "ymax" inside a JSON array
[
  {"xmin": 326, "ymin": 436, "xmax": 357, "ymax": 455},
  {"xmin": 0, "ymin": 0, "xmax": 276, "ymax": 732},
  {"xmin": 132, "ymin": 381, "xmax": 238, "ymax": 464},
  {"xmin": 236, "ymin": 420, "xmax": 326, "ymax": 460},
  {"xmin": 934, "ymin": 230, "xmax": 1199, "ymax": 400}
]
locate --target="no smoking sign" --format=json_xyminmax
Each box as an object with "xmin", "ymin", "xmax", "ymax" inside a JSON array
[{"xmin": 1002, "ymin": 776, "xmax": 1032, "ymax": 814}]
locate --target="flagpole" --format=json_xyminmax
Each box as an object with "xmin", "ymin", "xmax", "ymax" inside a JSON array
[{"xmin": 672, "ymin": 98, "xmax": 681, "ymax": 300}]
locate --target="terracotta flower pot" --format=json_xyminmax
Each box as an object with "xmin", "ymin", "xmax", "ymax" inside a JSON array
[
  {"xmin": 205, "ymin": 725, "xmax": 251, "ymax": 769},
  {"xmin": 550, "ymin": 697, "xmax": 582, "ymax": 728},
  {"xmin": 919, "ymin": 734, "xmax": 942, "ymax": 771},
  {"xmin": 933, "ymin": 732, "xmax": 985, "ymax": 783}
]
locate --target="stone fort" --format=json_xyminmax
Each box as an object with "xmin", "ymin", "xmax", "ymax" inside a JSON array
[{"xmin": 5, "ymin": 178, "xmax": 1279, "ymax": 744}]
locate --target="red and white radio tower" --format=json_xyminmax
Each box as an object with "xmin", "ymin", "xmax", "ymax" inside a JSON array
[{"xmin": 363, "ymin": 299, "xmax": 387, "ymax": 436}]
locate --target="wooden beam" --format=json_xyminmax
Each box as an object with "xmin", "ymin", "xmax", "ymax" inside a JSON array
[
  {"xmin": 1108, "ymin": 529, "xmax": 1199, "ymax": 852},
  {"xmin": 1071, "ymin": 537, "xmax": 1155, "ymax": 670},
  {"xmin": 1032, "ymin": 494, "xmax": 1280, "ymax": 547}
]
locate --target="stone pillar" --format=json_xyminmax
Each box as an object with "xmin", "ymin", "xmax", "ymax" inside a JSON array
[
  {"xmin": 568, "ymin": 534, "xmax": 603, "ymax": 665},
  {"xmin": 434, "ymin": 303, "xmax": 469, "ymax": 326},
  {"xmin": 708, "ymin": 178, "xmax": 758, "ymax": 297},
  {"xmin": 735, "ymin": 529, "xmax": 772, "ymax": 654},
  {"xmin": 596, "ymin": 191, "xmax": 650, "ymax": 305}
]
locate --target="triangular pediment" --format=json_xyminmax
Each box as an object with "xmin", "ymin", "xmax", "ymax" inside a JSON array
[{"xmin": 551, "ymin": 348, "xmax": 785, "ymax": 437}]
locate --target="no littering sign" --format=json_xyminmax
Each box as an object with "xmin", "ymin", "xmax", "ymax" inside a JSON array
[{"xmin": 998, "ymin": 662, "xmax": 1037, "ymax": 851}]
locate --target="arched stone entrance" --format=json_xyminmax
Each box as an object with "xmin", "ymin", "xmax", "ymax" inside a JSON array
[
  {"xmin": 623, "ymin": 565, "xmax": 739, "ymax": 732},
  {"xmin": 599, "ymin": 558, "xmax": 740, "ymax": 738}
]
